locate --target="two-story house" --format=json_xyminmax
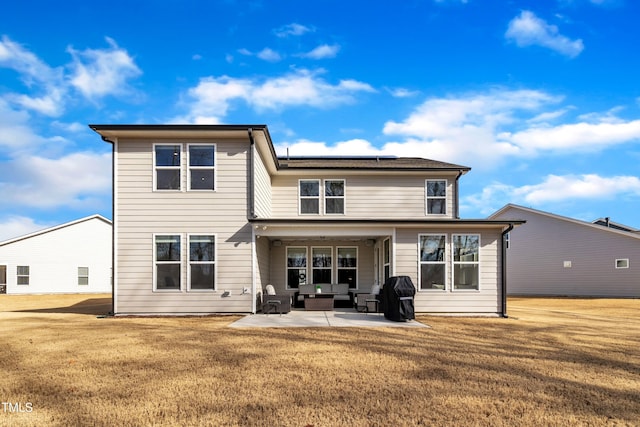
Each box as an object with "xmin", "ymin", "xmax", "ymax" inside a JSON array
[{"xmin": 91, "ymin": 124, "xmax": 521, "ymax": 316}]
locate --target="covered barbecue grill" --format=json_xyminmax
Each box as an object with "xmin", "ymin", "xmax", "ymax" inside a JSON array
[{"xmin": 381, "ymin": 276, "xmax": 416, "ymax": 321}]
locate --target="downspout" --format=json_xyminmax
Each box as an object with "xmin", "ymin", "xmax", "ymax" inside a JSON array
[
  {"xmin": 500, "ymin": 223, "xmax": 514, "ymax": 318},
  {"xmin": 247, "ymin": 128, "xmax": 256, "ymax": 219},
  {"xmin": 99, "ymin": 134, "xmax": 117, "ymax": 316},
  {"xmin": 454, "ymin": 171, "xmax": 463, "ymax": 219},
  {"xmin": 247, "ymin": 129, "xmax": 257, "ymax": 314}
]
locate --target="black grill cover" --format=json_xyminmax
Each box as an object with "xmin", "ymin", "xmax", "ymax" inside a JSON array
[{"xmin": 382, "ymin": 276, "xmax": 416, "ymax": 321}]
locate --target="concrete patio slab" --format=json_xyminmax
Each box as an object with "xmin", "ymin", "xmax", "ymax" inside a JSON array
[{"xmin": 228, "ymin": 308, "xmax": 429, "ymax": 328}]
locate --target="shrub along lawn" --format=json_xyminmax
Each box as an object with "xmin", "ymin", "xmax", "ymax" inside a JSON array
[{"xmin": 1, "ymin": 294, "xmax": 638, "ymax": 426}]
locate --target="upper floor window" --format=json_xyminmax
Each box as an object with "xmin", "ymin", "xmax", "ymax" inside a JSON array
[
  {"xmin": 154, "ymin": 144, "xmax": 217, "ymax": 191},
  {"xmin": 188, "ymin": 144, "xmax": 215, "ymax": 190},
  {"xmin": 299, "ymin": 180, "xmax": 320, "ymax": 214},
  {"xmin": 426, "ymin": 180, "xmax": 447, "ymax": 215},
  {"xmin": 325, "ymin": 180, "xmax": 345, "ymax": 214},
  {"xmin": 155, "ymin": 145, "xmax": 181, "ymax": 190},
  {"xmin": 299, "ymin": 179, "xmax": 345, "ymax": 215}
]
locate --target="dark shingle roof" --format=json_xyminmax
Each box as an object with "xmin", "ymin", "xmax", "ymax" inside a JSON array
[{"xmin": 277, "ymin": 156, "xmax": 470, "ymax": 171}]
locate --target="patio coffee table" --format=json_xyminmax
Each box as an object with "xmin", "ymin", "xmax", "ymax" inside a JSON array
[{"xmin": 303, "ymin": 293, "xmax": 335, "ymax": 310}]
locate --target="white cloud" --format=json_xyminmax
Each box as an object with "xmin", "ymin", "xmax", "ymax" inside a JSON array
[
  {"xmin": 67, "ymin": 37, "xmax": 142, "ymax": 99},
  {"xmin": 275, "ymin": 138, "xmax": 381, "ymax": 157},
  {"xmin": 386, "ymin": 87, "xmax": 419, "ymax": 98},
  {"xmin": 0, "ymin": 35, "xmax": 66, "ymax": 116},
  {"xmin": 0, "ymin": 216, "xmax": 56, "ymax": 242},
  {"xmin": 0, "ymin": 151, "xmax": 112, "ymax": 209},
  {"xmin": 298, "ymin": 44, "xmax": 340, "ymax": 59},
  {"xmin": 274, "ymin": 23, "xmax": 313, "ymax": 38},
  {"xmin": 0, "ymin": 35, "xmax": 60, "ymax": 85},
  {"xmin": 381, "ymin": 89, "xmax": 561, "ymax": 167},
  {"xmin": 0, "ymin": 98, "xmax": 50, "ymax": 150},
  {"xmin": 178, "ymin": 69, "xmax": 375, "ymax": 123},
  {"xmin": 273, "ymin": 88, "xmax": 640, "ymax": 170},
  {"xmin": 505, "ymin": 10, "xmax": 584, "ymax": 58},
  {"xmin": 257, "ymin": 48, "xmax": 282, "ymax": 62},
  {"xmin": 500, "ymin": 120, "xmax": 640, "ymax": 153},
  {"xmin": 463, "ymin": 174, "xmax": 640, "ymax": 216},
  {"xmin": 0, "ymin": 35, "xmax": 142, "ymax": 115}
]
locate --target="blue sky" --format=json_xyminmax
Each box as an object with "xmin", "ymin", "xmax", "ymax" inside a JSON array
[{"xmin": 1, "ymin": 0, "xmax": 639, "ymax": 240}]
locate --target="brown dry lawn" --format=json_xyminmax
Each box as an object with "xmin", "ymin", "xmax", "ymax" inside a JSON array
[{"xmin": 1, "ymin": 294, "xmax": 638, "ymax": 427}]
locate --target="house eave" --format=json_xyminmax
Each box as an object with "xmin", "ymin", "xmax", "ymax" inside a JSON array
[{"xmin": 250, "ymin": 217, "xmax": 524, "ymax": 229}]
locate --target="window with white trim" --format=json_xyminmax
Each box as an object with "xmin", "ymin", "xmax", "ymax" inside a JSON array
[
  {"xmin": 426, "ymin": 180, "xmax": 447, "ymax": 215},
  {"xmin": 78, "ymin": 267, "xmax": 89, "ymax": 286},
  {"xmin": 155, "ymin": 145, "xmax": 181, "ymax": 190},
  {"xmin": 312, "ymin": 247, "xmax": 332, "ymax": 284},
  {"xmin": 189, "ymin": 235, "xmax": 216, "ymax": 290},
  {"xmin": 287, "ymin": 247, "xmax": 307, "ymax": 289},
  {"xmin": 188, "ymin": 144, "xmax": 215, "ymax": 190},
  {"xmin": 337, "ymin": 247, "xmax": 357, "ymax": 289},
  {"xmin": 325, "ymin": 180, "xmax": 345, "ymax": 214},
  {"xmin": 383, "ymin": 238, "xmax": 390, "ymax": 283},
  {"xmin": 155, "ymin": 235, "xmax": 181, "ymax": 291},
  {"xmin": 17, "ymin": 266, "xmax": 29, "ymax": 285},
  {"xmin": 453, "ymin": 234, "xmax": 480, "ymax": 290},
  {"xmin": 299, "ymin": 180, "xmax": 320, "ymax": 214},
  {"xmin": 419, "ymin": 234, "xmax": 446, "ymax": 290},
  {"xmin": 615, "ymin": 258, "xmax": 629, "ymax": 269}
]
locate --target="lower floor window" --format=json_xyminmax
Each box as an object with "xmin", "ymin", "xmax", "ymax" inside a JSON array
[
  {"xmin": 419, "ymin": 235, "xmax": 446, "ymax": 290},
  {"xmin": 17, "ymin": 266, "xmax": 29, "ymax": 285},
  {"xmin": 453, "ymin": 234, "xmax": 480, "ymax": 290},
  {"xmin": 189, "ymin": 235, "xmax": 216, "ymax": 290},
  {"xmin": 78, "ymin": 267, "xmax": 89, "ymax": 286},
  {"xmin": 287, "ymin": 247, "xmax": 307, "ymax": 289},
  {"xmin": 155, "ymin": 234, "xmax": 216, "ymax": 291},
  {"xmin": 287, "ymin": 246, "xmax": 359, "ymax": 289},
  {"xmin": 337, "ymin": 247, "xmax": 357, "ymax": 289},
  {"xmin": 418, "ymin": 234, "xmax": 481, "ymax": 291},
  {"xmin": 155, "ymin": 235, "xmax": 181, "ymax": 290}
]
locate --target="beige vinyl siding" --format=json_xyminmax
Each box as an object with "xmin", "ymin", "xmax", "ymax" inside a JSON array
[
  {"xmin": 271, "ymin": 174, "xmax": 457, "ymax": 219},
  {"xmin": 253, "ymin": 145, "xmax": 272, "ymax": 218},
  {"xmin": 114, "ymin": 138, "xmax": 254, "ymax": 314},
  {"xmin": 494, "ymin": 206, "xmax": 640, "ymax": 297},
  {"xmin": 395, "ymin": 228, "xmax": 502, "ymax": 314}
]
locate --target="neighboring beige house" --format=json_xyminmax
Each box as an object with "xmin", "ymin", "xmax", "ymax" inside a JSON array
[
  {"xmin": 0, "ymin": 215, "xmax": 112, "ymax": 294},
  {"xmin": 490, "ymin": 204, "xmax": 639, "ymax": 297},
  {"xmin": 91, "ymin": 124, "xmax": 521, "ymax": 316}
]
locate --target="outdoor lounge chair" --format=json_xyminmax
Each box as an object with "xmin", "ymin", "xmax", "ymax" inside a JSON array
[
  {"xmin": 355, "ymin": 293, "xmax": 379, "ymax": 313},
  {"xmin": 261, "ymin": 285, "xmax": 291, "ymax": 315}
]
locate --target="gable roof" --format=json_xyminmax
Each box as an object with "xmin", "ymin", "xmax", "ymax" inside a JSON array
[
  {"xmin": 0, "ymin": 214, "xmax": 112, "ymax": 247},
  {"xmin": 278, "ymin": 156, "xmax": 470, "ymax": 172},
  {"xmin": 489, "ymin": 204, "xmax": 640, "ymax": 240},
  {"xmin": 89, "ymin": 124, "xmax": 471, "ymax": 173},
  {"xmin": 592, "ymin": 218, "xmax": 639, "ymax": 233}
]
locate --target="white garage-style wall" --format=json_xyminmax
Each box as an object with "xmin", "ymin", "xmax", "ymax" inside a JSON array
[{"xmin": 0, "ymin": 215, "xmax": 112, "ymax": 294}]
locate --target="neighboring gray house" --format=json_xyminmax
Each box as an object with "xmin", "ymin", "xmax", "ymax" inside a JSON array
[
  {"xmin": 0, "ymin": 215, "xmax": 112, "ymax": 294},
  {"xmin": 91, "ymin": 124, "xmax": 521, "ymax": 316},
  {"xmin": 490, "ymin": 204, "xmax": 639, "ymax": 297}
]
